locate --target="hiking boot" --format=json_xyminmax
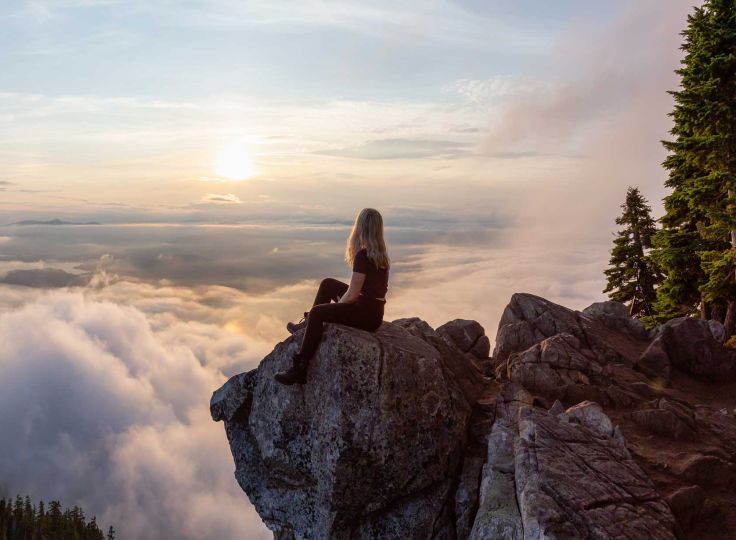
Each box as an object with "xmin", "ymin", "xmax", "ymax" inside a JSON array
[
  {"xmin": 274, "ymin": 352, "xmax": 310, "ymax": 385},
  {"xmin": 287, "ymin": 311, "xmax": 310, "ymax": 334}
]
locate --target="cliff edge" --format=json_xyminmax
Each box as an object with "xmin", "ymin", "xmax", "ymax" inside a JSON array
[{"xmin": 212, "ymin": 293, "xmax": 736, "ymax": 539}]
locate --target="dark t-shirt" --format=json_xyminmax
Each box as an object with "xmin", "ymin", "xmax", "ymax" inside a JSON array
[{"xmin": 352, "ymin": 248, "xmax": 389, "ymax": 299}]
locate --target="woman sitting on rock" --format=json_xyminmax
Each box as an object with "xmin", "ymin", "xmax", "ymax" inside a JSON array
[{"xmin": 274, "ymin": 207, "xmax": 390, "ymax": 385}]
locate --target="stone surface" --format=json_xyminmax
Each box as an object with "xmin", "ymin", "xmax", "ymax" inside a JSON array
[
  {"xmin": 212, "ymin": 321, "xmax": 480, "ymax": 539},
  {"xmin": 391, "ymin": 317, "xmax": 487, "ymax": 404},
  {"xmin": 493, "ymin": 293, "xmax": 586, "ymax": 364},
  {"xmin": 675, "ymin": 454, "xmax": 736, "ymax": 487},
  {"xmin": 648, "ymin": 317, "xmax": 736, "ymax": 380},
  {"xmin": 454, "ymin": 456, "xmax": 484, "ymax": 540},
  {"xmin": 436, "ymin": 318, "xmax": 491, "ymax": 360},
  {"xmin": 564, "ymin": 400, "xmax": 615, "ymax": 438},
  {"xmin": 210, "ymin": 369, "xmax": 257, "ymax": 423},
  {"xmin": 637, "ymin": 337, "xmax": 672, "ymax": 383},
  {"xmin": 707, "ymin": 319, "xmax": 727, "ymax": 343},
  {"xmin": 515, "ymin": 406, "xmax": 676, "ymax": 540},
  {"xmin": 548, "ymin": 398, "xmax": 565, "ymax": 416},
  {"xmin": 506, "ymin": 332, "xmax": 648, "ymax": 409},
  {"xmin": 213, "ymin": 292, "xmax": 736, "ymax": 539},
  {"xmin": 469, "ymin": 421, "xmax": 522, "ymax": 540},
  {"xmin": 629, "ymin": 397, "xmax": 698, "ymax": 440},
  {"xmin": 582, "ymin": 300, "xmax": 648, "ymax": 338},
  {"xmin": 390, "ymin": 316, "xmax": 435, "ymax": 340},
  {"xmin": 666, "ymin": 485, "xmax": 706, "ymax": 531},
  {"xmin": 494, "ymin": 293, "xmax": 651, "ymax": 370}
]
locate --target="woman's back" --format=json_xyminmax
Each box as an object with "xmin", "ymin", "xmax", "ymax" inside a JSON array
[{"xmin": 352, "ymin": 248, "xmax": 389, "ymax": 299}]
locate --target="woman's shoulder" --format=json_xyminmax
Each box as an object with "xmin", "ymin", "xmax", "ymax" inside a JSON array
[{"xmin": 352, "ymin": 248, "xmax": 371, "ymax": 272}]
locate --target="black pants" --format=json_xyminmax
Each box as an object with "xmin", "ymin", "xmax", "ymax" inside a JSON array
[{"xmin": 298, "ymin": 278, "xmax": 385, "ymax": 359}]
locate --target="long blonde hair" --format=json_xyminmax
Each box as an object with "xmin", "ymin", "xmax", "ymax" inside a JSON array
[{"xmin": 345, "ymin": 208, "xmax": 390, "ymax": 270}]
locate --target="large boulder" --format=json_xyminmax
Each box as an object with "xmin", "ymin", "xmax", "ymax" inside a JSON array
[
  {"xmin": 665, "ymin": 485, "xmax": 707, "ymax": 531},
  {"xmin": 436, "ymin": 319, "xmax": 491, "ymax": 360},
  {"xmin": 637, "ymin": 337, "xmax": 672, "ymax": 383},
  {"xmin": 506, "ymin": 332, "xmax": 651, "ymax": 409},
  {"xmin": 647, "ymin": 317, "xmax": 736, "ymax": 380},
  {"xmin": 493, "ymin": 293, "xmax": 586, "ymax": 363},
  {"xmin": 582, "ymin": 300, "xmax": 647, "ymax": 338},
  {"xmin": 494, "ymin": 293, "xmax": 650, "ymax": 370},
  {"xmin": 211, "ymin": 321, "xmax": 482, "ymax": 539}
]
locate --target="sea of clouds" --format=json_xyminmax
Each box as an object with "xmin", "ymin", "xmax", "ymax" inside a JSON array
[
  {"xmin": 0, "ymin": 283, "xmax": 271, "ymax": 539},
  {"xmin": 0, "ymin": 220, "xmax": 609, "ymax": 539}
]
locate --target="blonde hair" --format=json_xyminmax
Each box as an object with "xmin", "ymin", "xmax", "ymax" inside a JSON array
[{"xmin": 345, "ymin": 208, "xmax": 390, "ymax": 270}]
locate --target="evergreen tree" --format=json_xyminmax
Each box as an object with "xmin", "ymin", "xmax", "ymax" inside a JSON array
[
  {"xmin": 654, "ymin": 0, "xmax": 736, "ymax": 331},
  {"xmin": 604, "ymin": 187, "xmax": 663, "ymax": 317},
  {"xmin": 0, "ymin": 495, "xmax": 108, "ymax": 540}
]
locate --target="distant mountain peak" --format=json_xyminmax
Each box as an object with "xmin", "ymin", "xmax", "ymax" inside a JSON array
[{"xmin": 9, "ymin": 219, "xmax": 100, "ymax": 226}]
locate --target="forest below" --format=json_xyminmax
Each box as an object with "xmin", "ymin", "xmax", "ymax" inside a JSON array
[{"xmin": 0, "ymin": 495, "xmax": 115, "ymax": 540}]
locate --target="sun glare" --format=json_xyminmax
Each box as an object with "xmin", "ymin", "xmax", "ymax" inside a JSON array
[{"xmin": 214, "ymin": 141, "xmax": 256, "ymax": 180}]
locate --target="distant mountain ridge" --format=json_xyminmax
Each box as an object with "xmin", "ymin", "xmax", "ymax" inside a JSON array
[
  {"xmin": 0, "ymin": 268, "xmax": 90, "ymax": 288},
  {"xmin": 8, "ymin": 219, "xmax": 100, "ymax": 226}
]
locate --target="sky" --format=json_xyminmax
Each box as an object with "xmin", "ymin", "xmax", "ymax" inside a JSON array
[{"xmin": 0, "ymin": 1, "xmax": 700, "ymax": 539}]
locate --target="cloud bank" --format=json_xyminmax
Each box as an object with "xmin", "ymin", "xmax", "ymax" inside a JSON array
[
  {"xmin": 0, "ymin": 236, "xmax": 610, "ymax": 537},
  {"xmin": 481, "ymin": 0, "xmax": 695, "ymax": 247},
  {"xmin": 0, "ymin": 287, "xmax": 272, "ymax": 540}
]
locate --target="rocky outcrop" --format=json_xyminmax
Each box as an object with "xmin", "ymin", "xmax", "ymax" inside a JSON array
[
  {"xmin": 211, "ymin": 321, "xmax": 484, "ymax": 538},
  {"xmin": 212, "ymin": 292, "xmax": 736, "ymax": 539}
]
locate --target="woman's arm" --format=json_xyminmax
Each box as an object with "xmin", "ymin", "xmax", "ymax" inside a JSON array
[{"xmin": 338, "ymin": 271, "xmax": 366, "ymax": 303}]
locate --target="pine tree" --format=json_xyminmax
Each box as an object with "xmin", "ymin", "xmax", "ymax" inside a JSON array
[
  {"xmin": 0, "ymin": 495, "xmax": 109, "ymax": 540},
  {"xmin": 654, "ymin": 0, "xmax": 736, "ymax": 331},
  {"xmin": 604, "ymin": 187, "xmax": 663, "ymax": 317}
]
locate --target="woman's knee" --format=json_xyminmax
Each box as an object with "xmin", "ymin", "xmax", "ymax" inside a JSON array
[
  {"xmin": 318, "ymin": 278, "xmax": 347, "ymax": 301},
  {"xmin": 319, "ymin": 277, "xmax": 342, "ymax": 289},
  {"xmin": 309, "ymin": 304, "xmax": 329, "ymax": 319}
]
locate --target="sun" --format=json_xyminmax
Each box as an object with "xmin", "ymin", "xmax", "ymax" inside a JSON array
[{"xmin": 214, "ymin": 141, "xmax": 256, "ymax": 180}]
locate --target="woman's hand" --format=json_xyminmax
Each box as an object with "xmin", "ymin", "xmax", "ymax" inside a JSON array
[{"xmin": 338, "ymin": 271, "xmax": 365, "ymax": 303}]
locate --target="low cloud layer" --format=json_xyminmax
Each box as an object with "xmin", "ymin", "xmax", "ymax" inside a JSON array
[
  {"xmin": 0, "ymin": 286, "xmax": 272, "ymax": 540},
  {"xmin": 0, "ymin": 216, "xmax": 508, "ymax": 293},
  {"xmin": 0, "ymin": 224, "xmax": 621, "ymax": 540}
]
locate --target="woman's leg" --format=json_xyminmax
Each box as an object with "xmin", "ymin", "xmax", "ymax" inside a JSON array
[
  {"xmin": 312, "ymin": 278, "xmax": 349, "ymax": 306},
  {"xmin": 298, "ymin": 301, "xmax": 382, "ymax": 359},
  {"xmin": 276, "ymin": 300, "xmax": 383, "ymax": 385}
]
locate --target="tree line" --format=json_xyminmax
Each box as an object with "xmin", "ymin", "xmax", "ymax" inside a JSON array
[
  {"xmin": 604, "ymin": 0, "xmax": 736, "ymax": 335},
  {"xmin": 0, "ymin": 495, "xmax": 115, "ymax": 540}
]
